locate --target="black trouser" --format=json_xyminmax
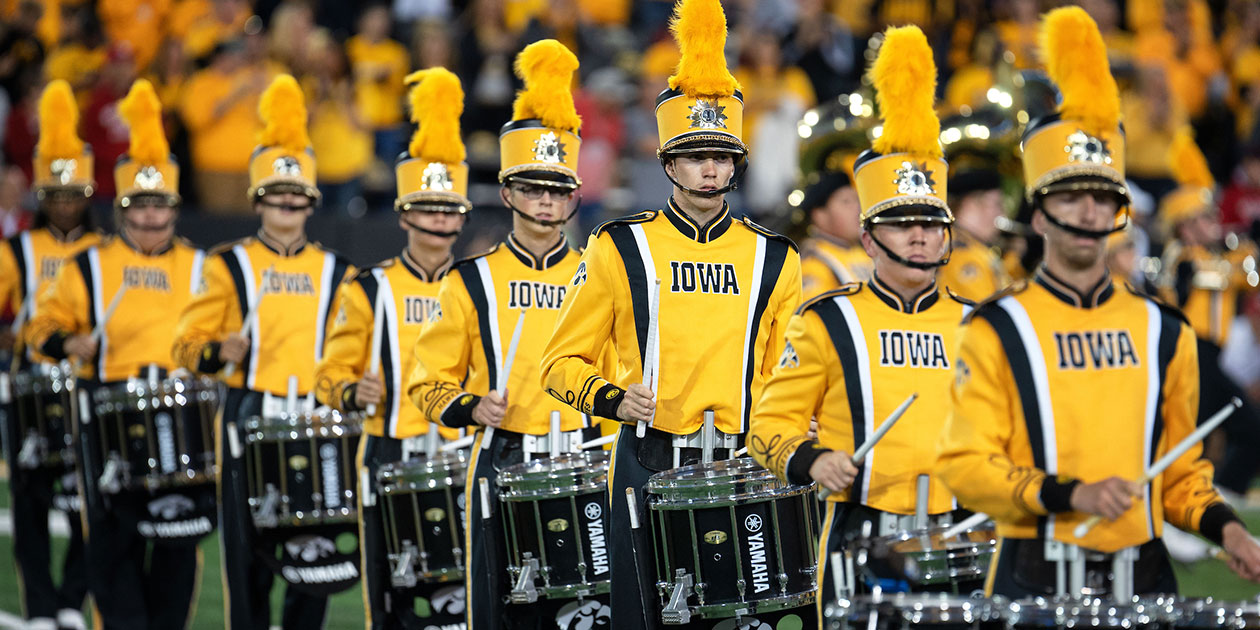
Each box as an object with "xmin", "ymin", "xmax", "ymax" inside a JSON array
[
  {"xmin": 1198, "ymin": 339, "xmax": 1260, "ymax": 495},
  {"xmin": 7, "ymin": 464, "xmax": 88, "ymax": 622},
  {"xmin": 608, "ymin": 424, "xmax": 815, "ymax": 630},
  {"xmin": 218, "ymin": 388, "xmax": 329, "ymax": 630},
  {"xmin": 360, "ymin": 434, "xmax": 467, "ymax": 630},
  {"xmin": 466, "ymin": 426, "xmax": 609, "ymax": 630},
  {"xmin": 987, "ymin": 537, "xmax": 1177, "ymax": 599}
]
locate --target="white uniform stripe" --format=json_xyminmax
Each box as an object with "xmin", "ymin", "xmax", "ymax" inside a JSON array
[
  {"xmin": 1142, "ymin": 301, "xmax": 1162, "ymax": 539},
  {"xmin": 189, "ymin": 250, "xmax": 205, "ymax": 294},
  {"xmin": 19, "ymin": 232, "xmax": 36, "ymax": 300},
  {"xmin": 997, "ymin": 296, "xmax": 1058, "ymax": 536},
  {"xmin": 628, "ymin": 225, "xmax": 660, "ymax": 397},
  {"xmin": 87, "ymin": 248, "xmax": 105, "ymax": 378},
  {"xmin": 375, "ymin": 270, "xmax": 404, "ymax": 438},
  {"xmin": 314, "ymin": 253, "xmax": 336, "ymax": 363},
  {"xmin": 738, "ymin": 235, "xmax": 767, "ymax": 431},
  {"xmin": 834, "ymin": 295, "xmax": 875, "ymax": 503},
  {"xmin": 474, "ymin": 258, "xmax": 504, "ymax": 388},
  {"xmin": 231, "ymin": 246, "xmax": 259, "ymax": 390}
]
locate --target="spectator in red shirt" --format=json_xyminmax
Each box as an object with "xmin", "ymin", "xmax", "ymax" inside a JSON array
[
  {"xmin": 79, "ymin": 44, "xmax": 136, "ymax": 201},
  {"xmin": 1221, "ymin": 144, "xmax": 1260, "ymax": 240}
]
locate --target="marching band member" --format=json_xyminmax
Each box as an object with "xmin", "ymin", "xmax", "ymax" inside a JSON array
[
  {"xmin": 938, "ymin": 145, "xmax": 1010, "ymax": 302},
  {"xmin": 936, "ymin": 8, "xmax": 1260, "ymax": 597},
  {"xmin": 26, "ymin": 79, "xmax": 206, "ymax": 629},
  {"xmin": 747, "ymin": 26, "xmax": 971, "ymax": 604},
  {"xmin": 1157, "ymin": 132, "xmax": 1260, "ymax": 501},
  {"xmin": 540, "ymin": 0, "xmax": 803, "ymax": 626},
  {"xmin": 316, "ymin": 68, "xmax": 468, "ymax": 630},
  {"xmin": 406, "ymin": 41, "xmax": 605, "ymax": 629},
  {"xmin": 0, "ymin": 79, "xmax": 99, "ymax": 630},
  {"xmin": 171, "ymin": 75, "xmax": 354, "ymax": 630},
  {"xmin": 799, "ymin": 170, "xmax": 871, "ymax": 300}
]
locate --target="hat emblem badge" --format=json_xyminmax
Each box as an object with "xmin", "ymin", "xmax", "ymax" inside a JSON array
[
  {"xmin": 272, "ymin": 156, "xmax": 303, "ymax": 176},
  {"xmin": 134, "ymin": 165, "xmax": 165, "ymax": 190},
  {"xmin": 893, "ymin": 161, "xmax": 937, "ymax": 196},
  {"xmin": 532, "ymin": 131, "xmax": 567, "ymax": 164},
  {"xmin": 422, "ymin": 162, "xmax": 453, "ymax": 191},
  {"xmin": 687, "ymin": 99, "xmax": 728, "ymax": 130},
  {"xmin": 1064, "ymin": 130, "xmax": 1112, "ymax": 165},
  {"xmin": 50, "ymin": 158, "xmax": 77, "ymax": 184}
]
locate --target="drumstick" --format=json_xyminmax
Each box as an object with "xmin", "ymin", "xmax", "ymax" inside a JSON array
[
  {"xmin": 439, "ymin": 434, "xmax": 476, "ymax": 452},
  {"xmin": 819, "ymin": 393, "xmax": 918, "ymax": 499},
  {"xmin": 636, "ymin": 279, "xmax": 662, "ymax": 438},
  {"xmin": 941, "ymin": 512, "xmax": 991, "ymax": 540},
  {"xmin": 1074, "ymin": 397, "xmax": 1243, "ymax": 539},
  {"xmin": 481, "ymin": 309, "xmax": 526, "ymax": 450},
  {"xmin": 578, "ymin": 434, "xmax": 616, "ymax": 450},
  {"xmin": 224, "ymin": 265, "xmax": 275, "ymax": 378},
  {"xmin": 89, "ymin": 282, "xmax": 129, "ymax": 344},
  {"xmin": 365, "ymin": 287, "xmax": 386, "ymax": 417},
  {"xmin": 9, "ymin": 291, "xmax": 34, "ymax": 334}
]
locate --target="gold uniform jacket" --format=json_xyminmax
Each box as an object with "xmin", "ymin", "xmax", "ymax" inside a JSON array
[
  {"xmin": 26, "ymin": 235, "xmax": 205, "ymax": 381},
  {"xmin": 1161, "ymin": 240, "xmax": 1259, "ymax": 347},
  {"xmin": 171, "ymin": 232, "xmax": 354, "ymax": 395},
  {"xmin": 937, "ymin": 268, "xmax": 1233, "ymax": 553},
  {"xmin": 407, "ymin": 235, "xmax": 594, "ymax": 434},
  {"xmin": 801, "ymin": 231, "xmax": 871, "ymax": 301},
  {"xmin": 316, "ymin": 252, "xmax": 459, "ymax": 439},
  {"xmin": 749, "ymin": 278, "xmax": 969, "ymax": 514},
  {"xmin": 939, "ymin": 231, "xmax": 1008, "ymax": 304},
  {"xmin": 541, "ymin": 202, "xmax": 802, "ymax": 435}
]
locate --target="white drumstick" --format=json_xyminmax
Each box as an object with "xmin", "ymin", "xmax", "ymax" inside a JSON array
[
  {"xmin": 579, "ymin": 434, "xmax": 616, "ymax": 450},
  {"xmin": 224, "ymin": 265, "xmax": 274, "ymax": 378},
  {"xmin": 9, "ymin": 291, "xmax": 34, "ymax": 334},
  {"xmin": 819, "ymin": 393, "xmax": 918, "ymax": 499},
  {"xmin": 482, "ymin": 309, "xmax": 527, "ymax": 450},
  {"xmin": 366, "ymin": 287, "xmax": 386, "ymax": 417},
  {"xmin": 941, "ymin": 512, "xmax": 991, "ymax": 541},
  {"xmin": 1074, "ymin": 397, "xmax": 1243, "ymax": 538},
  {"xmin": 440, "ymin": 434, "xmax": 476, "ymax": 452},
  {"xmin": 89, "ymin": 282, "xmax": 129, "ymax": 344},
  {"xmin": 636, "ymin": 279, "xmax": 662, "ymax": 438}
]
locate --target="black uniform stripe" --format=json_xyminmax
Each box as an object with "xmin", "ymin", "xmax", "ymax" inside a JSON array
[
  {"xmin": 74, "ymin": 251, "xmax": 97, "ymax": 334},
  {"xmin": 9, "ymin": 235, "xmax": 27, "ymax": 300},
  {"xmin": 814, "ymin": 298, "xmax": 866, "ymax": 453},
  {"xmin": 1151, "ymin": 308, "xmax": 1181, "ymax": 468},
  {"xmin": 742, "ymin": 238, "xmax": 790, "ymax": 428},
  {"xmin": 220, "ymin": 252, "xmax": 254, "ymax": 377},
  {"xmin": 457, "ymin": 263, "xmax": 498, "ymax": 390},
  {"xmin": 323, "ymin": 257, "xmax": 352, "ymax": 344},
  {"xmin": 606, "ymin": 226, "xmax": 650, "ymax": 362}
]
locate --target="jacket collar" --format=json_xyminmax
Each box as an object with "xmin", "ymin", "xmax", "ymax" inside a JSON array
[
  {"xmin": 505, "ymin": 233, "xmax": 569, "ymax": 270},
  {"xmin": 257, "ymin": 229, "xmax": 307, "ymax": 256},
  {"xmin": 664, "ymin": 198, "xmax": 733, "ymax": 243},
  {"xmin": 1034, "ymin": 265, "xmax": 1115, "ymax": 309},
  {"xmin": 119, "ymin": 230, "xmax": 173, "ymax": 256},
  {"xmin": 400, "ymin": 249, "xmax": 453, "ymax": 282},
  {"xmin": 867, "ymin": 272, "xmax": 939, "ymax": 314}
]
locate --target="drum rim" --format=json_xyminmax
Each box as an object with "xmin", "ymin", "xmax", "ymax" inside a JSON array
[
  {"xmin": 496, "ymin": 450, "xmax": 611, "ymax": 483},
  {"xmin": 243, "ymin": 409, "xmax": 363, "ymax": 442},
  {"xmin": 90, "ymin": 375, "xmax": 220, "ymax": 404}
]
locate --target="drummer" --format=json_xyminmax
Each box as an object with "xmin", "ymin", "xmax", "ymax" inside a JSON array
[
  {"xmin": 936, "ymin": 7, "xmax": 1260, "ymax": 597},
  {"xmin": 539, "ymin": 1, "xmax": 803, "ymax": 627},
  {"xmin": 0, "ymin": 79, "xmax": 101, "ymax": 630},
  {"xmin": 747, "ymin": 25, "xmax": 972, "ymax": 600},
  {"xmin": 170, "ymin": 75, "xmax": 354, "ymax": 629},
  {"xmin": 405, "ymin": 40, "xmax": 607, "ymax": 629},
  {"xmin": 315, "ymin": 68, "xmax": 468, "ymax": 629},
  {"xmin": 25, "ymin": 79, "xmax": 207, "ymax": 629}
]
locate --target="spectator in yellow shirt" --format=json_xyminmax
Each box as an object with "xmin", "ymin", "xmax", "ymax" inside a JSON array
[
  {"xmin": 307, "ymin": 30, "xmax": 372, "ymax": 216},
  {"xmin": 42, "ymin": 5, "xmax": 104, "ymax": 103},
  {"xmin": 346, "ymin": 5, "xmax": 410, "ymax": 171},
  {"xmin": 170, "ymin": 0, "xmax": 251, "ymax": 63}
]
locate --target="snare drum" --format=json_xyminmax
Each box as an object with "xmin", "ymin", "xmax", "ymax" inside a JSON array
[
  {"xmin": 7, "ymin": 363, "xmax": 76, "ymax": 469},
  {"xmin": 1163, "ymin": 597, "xmax": 1260, "ymax": 629},
  {"xmin": 1008, "ymin": 596, "xmax": 1166, "ymax": 629},
  {"xmin": 90, "ymin": 375, "xmax": 219, "ymax": 492},
  {"xmin": 856, "ymin": 524, "xmax": 996, "ymax": 593},
  {"xmin": 826, "ymin": 593, "xmax": 1007, "ymax": 629},
  {"xmin": 646, "ymin": 457, "xmax": 819, "ymax": 624},
  {"xmin": 377, "ymin": 449, "xmax": 469, "ymax": 587},
  {"xmin": 497, "ymin": 450, "xmax": 611, "ymax": 603},
  {"xmin": 242, "ymin": 407, "xmax": 362, "ymax": 528}
]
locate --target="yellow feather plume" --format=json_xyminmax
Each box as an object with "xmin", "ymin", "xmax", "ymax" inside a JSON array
[
  {"xmin": 1040, "ymin": 6, "xmax": 1120, "ymax": 137},
  {"xmin": 667, "ymin": 0, "xmax": 740, "ymax": 98},
  {"xmin": 258, "ymin": 74, "xmax": 311, "ymax": 153},
  {"xmin": 37, "ymin": 80, "xmax": 84, "ymax": 160},
  {"xmin": 512, "ymin": 40, "xmax": 581, "ymax": 133},
  {"xmin": 118, "ymin": 79, "xmax": 168, "ymax": 165},
  {"xmin": 1168, "ymin": 130, "xmax": 1214, "ymax": 190},
  {"xmin": 871, "ymin": 26, "xmax": 941, "ymax": 158},
  {"xmin": 405, "ymin": 68, "xmax": 466, "ymax": 164}
]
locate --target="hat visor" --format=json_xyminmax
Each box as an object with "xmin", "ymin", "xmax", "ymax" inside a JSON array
[
  {"xmin": 865, "ymin": 203, "xmax": 954, "ymax": 225},
  {"xmin": 251, "ymin": 181, "xmax": 322, "ymax": 201},
  {"xmin": 503, "ymin": 170, "xmax": 580, "ymax": 190},
  {"xmin": 1029, "ymin": 174, "xmax": 1130, "ymax": 206},
  {"xmin": 117, "ymin": 191, "xmax": 180, "ymax": 208}
]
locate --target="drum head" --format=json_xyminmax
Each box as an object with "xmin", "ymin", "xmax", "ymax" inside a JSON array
[
  {"xmin": 1010, "ymin": 596, "xmax": 1155, "ymax": 629},
  {"xmin": 378, "ymin": 449, "xmax": 470, "ymax": 494},
  {"xmin": 497, "ymin": 450, "xmax": 610, "ymax": 499},
  {"xmin": 92, "ymin": 375, "xmax": 219, "ymax": 410},
  {"xmin": 244, "ymin": 408, "xmax": 363, "ymax": 442},
  {"xmin": 646, "ymin": 457, "xmax": 811, "ymax": 507}
]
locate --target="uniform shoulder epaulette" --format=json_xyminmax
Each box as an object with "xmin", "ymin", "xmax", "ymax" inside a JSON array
[
  {"xmin": 795, "ymin": 282, "xmax": 863, "ymax": 314},
  {"xmin": 962, "ymin": 279, "xmax": 1030, "ymax": 323},
  {"xmin": 453, "ymin": 242, "xmax": 501, "ymax": 269},
  {"xmin": 207, "ymin": 236, "xmax": 252, "ymax": 257},
  {"xmin": 310, "ymin": 241, "xmax": 352, "ymax": 267},
  {"xmin": 740, "ymin": 217, "xmax": 799, "ymax": 252},
  {"xmin": 352, "ymin": 257, "xmax": 396, "ymax": 280},
  {"xmin": 592, "ymin": 210, "xmax": 658, "ymax": 236},
  {"xmin": 945, "ymin": 287, "xmax": 976, "ymax": 306},
  {"xmin": 1124, "ymin": 281, "xmax": 1191, "ymax": 325}
]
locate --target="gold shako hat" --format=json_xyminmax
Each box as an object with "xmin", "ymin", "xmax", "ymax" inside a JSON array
[
  {"xmin": 396, "ymin": 67, "xmax": 471, "ymax": 213},
  {"xmin": 499, "ymin": 40, "xmax": 582, "ymax": 189},
  {"xmin": 34, "ymin": 80, "xmax": 95, "ymax": 198},
  {"xmin": 248, "ymin": 74, "xmax": 319, "ymax": 202},
  {"xmin": 654, "ymin": 0, "xmax": 745, "ymax": 158},
  {"xmin": 114, "ymin": 79, "xmax": 179, "ymax": 208}
]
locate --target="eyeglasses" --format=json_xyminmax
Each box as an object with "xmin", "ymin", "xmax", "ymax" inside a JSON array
[
  {"xmin": 258, "ymin": 201, "xmax": 313, "ymax": 212},
  {"xmin": 512, "ymin": 184, "xmax": 573, "ymax": 201}
]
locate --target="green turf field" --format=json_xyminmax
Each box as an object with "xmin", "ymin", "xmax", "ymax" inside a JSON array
[{"xmin": 0, "ymin": 480, "xmax": 1255, "ymax": 628}]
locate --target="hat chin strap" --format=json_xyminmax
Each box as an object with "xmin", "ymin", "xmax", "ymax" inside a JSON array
[
  {"xmin": 660, "ymin": 159, "xmax": 748, "ymax": 199},
  {"xmin": 866, "ymin": 225, "xmax": 954, "ymax": 270},
  {"xmin": 1039, "ymin": 206, "xmax": 1129, "ymax": 239},
  {"xmin": 402, "ymin": 218, "xmax": 462, "ymax": 239},
  {"xmin": 503, "ymin": 194, "xmax": 582, "ymax": 227}
]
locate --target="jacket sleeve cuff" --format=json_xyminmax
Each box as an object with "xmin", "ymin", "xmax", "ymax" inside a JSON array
[
  {"xmin": 340, "ymin": 384, "xmax": 362, "ymax": 412},
  {"xmin": 592, "ymin": 383, "xmax": 626, "ymax": 420},
  {"xmin": 1199, "ymin": 502, "xmax": 1243, "ymax": 546},
  {"xmin": 439, "ymin": 393, "xmax": 481, "ymax": 428},
  {"xmin": 196, "ymin": 342, "xmax": 226, "ymax": 373},
  {"xmin": 786, "ymin": 441, "xmax": 832, "ymax": 486},
  {"xmin": 1038, "ymin": 476, "xmax": 1081, "ymax": 513},
  {"xmin": 40, "ymin": 332, "xmax": 69, "ymax": 361}
]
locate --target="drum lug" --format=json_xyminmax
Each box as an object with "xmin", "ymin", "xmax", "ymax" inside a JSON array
[
  {"xmin": 510, "ymin": 554, "xmax": 540, "ymax": 604},
  {"xmin": 660, "ymin": 569, "xmax": 693, "ymax": 625},
  {"xmin": 98, "ymin": 456, "xmax": 123, "ymax": 494},
  {"xmin": 255, "ymin": 483, "xmax": 281, "ymax": 528},
  {"xmin": 390, "ymin": 542, "xmax": 418, "ymax": 589},
  {"xmin": 17, "ymin": 433, "xmax": 42, "ymax": 470},
  {"xmin": 777, "ymin": 571, "xmax": 789, "ymax": 595}
]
